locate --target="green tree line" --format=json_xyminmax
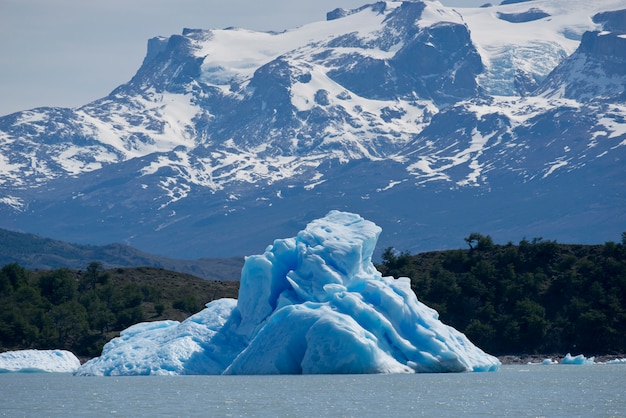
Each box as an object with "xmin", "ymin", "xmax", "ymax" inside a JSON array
[
  {"xmin": 2, "ymin": 236, "xmax": 625, "ymax": 359},
  {"xmin": 0, "ymin": 262, "xmax": 238, "ymax": 357},
  {"xmin": 377, "ymin": 234, "xmax": 626, "ymax": 356}
]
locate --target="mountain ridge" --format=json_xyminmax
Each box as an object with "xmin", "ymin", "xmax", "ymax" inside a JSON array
[
  {"xmin": 0, "ymin": 0, "xmax": 625, "ymax": 259},
  {"xmin": 0, "ymin": 228, "xmax": 242, "ymax": 281}
]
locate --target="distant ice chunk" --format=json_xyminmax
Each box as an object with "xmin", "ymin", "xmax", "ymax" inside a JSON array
[
  {"xmin": 561, "ymin": 353, "xmax": 595, "ymax": 365},
  {"xmin": 0, "ymin": 349, "xmax": 81, "ymax": 373},
  {"xmin": 77, "ymin": 211, "xmax": 500, "ymax": 375}
]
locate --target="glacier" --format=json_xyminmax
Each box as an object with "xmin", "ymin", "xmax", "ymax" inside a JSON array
[
  {"xmin": 76, "ymin": 211, "xmax": 500, "ymax": 376},
  {"xmin": 0, "ymin": 349, "xmax": 81, "ymax": 373}
]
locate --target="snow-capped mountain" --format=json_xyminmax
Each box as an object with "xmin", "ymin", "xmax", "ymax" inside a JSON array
[{"xmin": 1, "ymin": 0, "xmax": 625, "ymax": 259}]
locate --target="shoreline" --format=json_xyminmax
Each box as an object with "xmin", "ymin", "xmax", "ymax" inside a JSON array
[
  {"xmin": 75, "ymin": 353, "xmax": 626, "ymax": 366},
  {"xmin": 9, "ymin": 350, "xmax": 626, "ymax": 367},
  {"xmin": 497, "ymin": 354, "xmax": 626, "ymax": 365}
]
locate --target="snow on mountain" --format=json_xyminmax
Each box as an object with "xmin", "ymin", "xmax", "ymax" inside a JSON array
[
  {"xmin": 0, "ymin": 0, "xmax": 625, "ymax": 258},
  {"xmin": 458, "ymin": 0, "xmax": 625, "ymax": 96},
  {"xmin": 1, "ymin": 1, "xmax": 479, "ymax": 200},
  {"xmin": 537, "ymin": 8, "xmax": 626, "ymax": 101}
]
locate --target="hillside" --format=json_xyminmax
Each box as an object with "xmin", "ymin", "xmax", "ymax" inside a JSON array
[
  {"xmin": 377, "ymin": 235, "xmax": 626, "ymax": 356},
  {"xmin": 0, "ymin": 228, "xmax": 243, "ymax": 281},
  {"xmin": 0, "ymin": 263, "xmax": 239, "ymax": 357}
]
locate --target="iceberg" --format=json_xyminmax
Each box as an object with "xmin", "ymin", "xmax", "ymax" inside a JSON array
[
  {"xmin": 76, "ymin": 211, "xmax": 500, "ymax": 376},
  {"xmin": 0, "ymin": 349, "xmax": 81, "ymax": 373},
  {"xmin": 561, "ymin": 353, "xmax": 595, "ymax": 365}
]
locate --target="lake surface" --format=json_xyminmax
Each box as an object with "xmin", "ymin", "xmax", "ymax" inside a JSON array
[{"xmin": 1, "ymin": 365, "xmax": 625, "ymax": 417}]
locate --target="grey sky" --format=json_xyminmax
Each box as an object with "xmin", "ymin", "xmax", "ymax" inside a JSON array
[{"xmin": 0, "ymin": 0, "xmax": 488, "ymax": 116}]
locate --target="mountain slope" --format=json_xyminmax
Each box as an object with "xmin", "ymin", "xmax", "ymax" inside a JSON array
[
  {"xmin": 0, "ymin": 0, "xmax": 625, "ymax": 258},
  {"xmin": 0, "ymin": 228, "xmax": 243, "ymax": 281}
]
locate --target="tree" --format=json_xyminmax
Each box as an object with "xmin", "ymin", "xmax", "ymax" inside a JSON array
[
  {"xmin": 0, "ymin": 263, "xmax": 28, "ymax": 292},
  {"xmin": 514, "ymin": 299, "xmax": 548, "ymax": 353},
  {"xmin": 464, "ymin": 233, "xmax": 494, "ymax": 251},
  {"xmin": 378, "ymin": 247, "xmax": 414, "ymax": 278},
  {"xmin": 39, "ymin": 269, "xmax": 77, "ymax": 305},
  {"xmin": 81, "ymin": 261, "xmax": 109, "ymax": 291},
  {"xmin": 464, "ymin": 319, "xmax": 496, "ymax": 351},
  {"xmin": 51, "ymin": 300, "xmax": 88, "ymax": 347},
  {"xmin": 173, "ymin": 296, "xmax": 200, "ymax": 314},
  {"xmin": 155, "ymin": 303, "xmax": 165, "ymax": 316}
]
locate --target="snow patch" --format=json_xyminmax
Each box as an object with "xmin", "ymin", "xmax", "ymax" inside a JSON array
[{"xmin": 0, "ymin": 195, "xmax": 25, "ymax": 211}]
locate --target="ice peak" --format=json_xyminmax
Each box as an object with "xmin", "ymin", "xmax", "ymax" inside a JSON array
[{"xmin": 76, "ymin": 211, "xmax": 500, "ymax": 376}]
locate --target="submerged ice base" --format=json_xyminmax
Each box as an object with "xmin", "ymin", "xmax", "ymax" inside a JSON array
[{"xmin": 77, "ymin": 211, "xmax": 500, "ymax": 376}]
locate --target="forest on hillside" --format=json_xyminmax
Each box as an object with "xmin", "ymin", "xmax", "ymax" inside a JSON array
[
  {"xmin": 1, "ymin": 234, "xmax": 625, "ymax": 358},
  {"xmin": 377, "ymin": 234, "xmax": 626, "ymax": 356},
  {"xmin": 0, "ymin": 263, "xmax": 238, "ymax": 357}
]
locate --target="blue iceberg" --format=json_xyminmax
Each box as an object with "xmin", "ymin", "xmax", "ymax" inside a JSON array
[
  {"xmin": 76, "ymin": 211, "xmax": 500, "ymax": 375},
  {"xmin": 0, "ymin": 349, "xmax": 81, "ymax": 373},
  {"xmin": 561, "ymin": 353, "xmax": 595, "ymax": 365}
]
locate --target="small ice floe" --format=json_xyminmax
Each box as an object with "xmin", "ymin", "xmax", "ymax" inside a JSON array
[
  {"xmin": 0, "ymin": 349, "xmax": 81, "ymax": 373},
  {"xmin": 560, "ymin": 353, "xmax": 595, "ymax": 365},
  {"xmin": 602, "ymin": 358, "xmax": 626, "ymax": 365}
]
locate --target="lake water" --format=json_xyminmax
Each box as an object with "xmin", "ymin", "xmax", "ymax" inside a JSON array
[{"xmin": 1, "ymin": 365, "xmax": 625, "ymax": 417}]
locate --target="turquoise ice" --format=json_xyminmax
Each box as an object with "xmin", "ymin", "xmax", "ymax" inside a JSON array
[{"xmin": 76, "ymin": 211, "xmax": 500, "ymax": 375}]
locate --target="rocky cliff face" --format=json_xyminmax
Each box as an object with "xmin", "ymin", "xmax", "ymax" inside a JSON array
[
  {"xmin": 1, "ymin": 1, "xmax": 625, "ymax": 258},
  {"xmin": 538, "ymin": 9, "xmax": 626, "ymax": 101}
]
